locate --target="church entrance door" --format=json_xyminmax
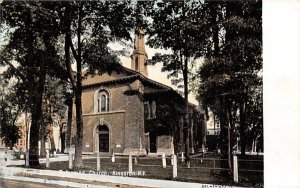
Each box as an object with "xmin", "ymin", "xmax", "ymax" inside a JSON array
[{"xmin": 97, "ymin": 125, "xmax": 109, "ymax": 152}]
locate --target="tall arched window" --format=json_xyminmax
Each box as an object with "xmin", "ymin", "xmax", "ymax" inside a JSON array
[{"xmin": 98, "ymin": 90, "xmax": 109, "ymax": 112}]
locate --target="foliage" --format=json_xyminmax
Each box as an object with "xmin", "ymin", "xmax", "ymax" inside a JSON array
[
  {"xmin": 198, "ymin": 0, "xmax": 262, "ymax": 173},
  {"xmin": 146, "ymin": 0, "xmax": 209, "ymax": 93},
  {"xmin": 0, "ymin": 1, "xmax": 65, "ymax": 166},
  {"xmin": 59, "ymin": 1, "xmax": 138, "ymax": 168},
  {"xmin": 142, "ymin": 0, "xmax": 210, "ymax": 160},
  {"xmin": 0, "ymin": 79, "xmax": 21, "ymax": 149},
  {"xmin": 0, "ymin": 1, "xmax": 138, "ymax": 167}
]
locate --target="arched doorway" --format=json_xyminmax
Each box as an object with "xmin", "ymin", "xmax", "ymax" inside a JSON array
[{"xmin": 97, "ymin": 125, "xmax": 109, "ymax": 152}]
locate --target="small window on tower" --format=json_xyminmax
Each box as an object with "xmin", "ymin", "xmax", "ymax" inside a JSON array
[{"xmin": 135, "ymin": 57, "xmax": 139, "ymax": 70}]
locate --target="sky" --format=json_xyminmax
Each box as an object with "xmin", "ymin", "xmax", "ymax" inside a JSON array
[{"xmin": 113, "ymin": 40, "xmax": 200, "ymax": 105}]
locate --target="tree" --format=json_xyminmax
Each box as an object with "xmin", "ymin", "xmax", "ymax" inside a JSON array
[
  {"xmin": 0, "ymin": 1, "xmax": 64, "ymax": 166},
  {"xmin": 1, "ymin": 1, "xmax": 136, "ymax": 168},
  {"xmin": 144, "ymin": 0, "xmax": 209, "ymax": 161},
  {"xmin": 60, "ymin": 1, "xmax": 135, "ymax": 168},
  {"xmin": 198, "ymin": 0, "xmax": 262, "ymax": 174}
]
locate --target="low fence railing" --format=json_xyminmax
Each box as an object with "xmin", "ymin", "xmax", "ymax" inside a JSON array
[{"xmin": 43, "ymin": 152, "xmax": 263, "ymax": 183}]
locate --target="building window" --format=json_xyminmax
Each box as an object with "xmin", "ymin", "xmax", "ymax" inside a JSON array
[
  {"xmin": 150, "ymin": 101, "xmax": 156, "ymax": 119},
  {"xmin": 98, "ymin": 90, "xmax": 109, "ymax": 112},
  {"xmin": 144, "ymin": 102, "xmax": 150, "ymax": 119},
  {"xmin": 101, "ymin": 94, "xmax": 106, "ymax": 111},
  {"xmin": 145, "ymin": 100, "xmax": 156, "ymax": 119}
]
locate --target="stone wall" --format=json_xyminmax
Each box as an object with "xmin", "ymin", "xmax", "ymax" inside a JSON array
[{"xmin": 123, "ymin": 93, "xmax": 146, "ymax": 155}]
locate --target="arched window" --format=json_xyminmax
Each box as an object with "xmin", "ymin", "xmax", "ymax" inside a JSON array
[
  {"xmin": 97, "ymin": 124, "xmax": 109, "ymax": 133},
  {"xmin": 98, "ymin": 90, "xmax": 109, "ymax": 112}
]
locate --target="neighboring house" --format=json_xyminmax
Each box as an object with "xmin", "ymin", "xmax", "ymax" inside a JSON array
[
  {"xmin": 71, "ymin": 30, "xmax": 206, "ymax": 156},
  {"xmin": 0, "ymin": 119, "xmax": 27, "ymax": 151},
  {"xmin": 206, "ymin": 109, "xmax": 220, "ymax": 152}
]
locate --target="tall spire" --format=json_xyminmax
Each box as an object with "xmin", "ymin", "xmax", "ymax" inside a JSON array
[{"xmin": 131, "ymin": 29, "xmax": 148, "ymax": 77}]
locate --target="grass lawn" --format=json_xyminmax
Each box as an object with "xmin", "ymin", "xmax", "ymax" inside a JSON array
[{"xmin": 29, "ymin": 154, "xmax": 263, "ymax": 187}]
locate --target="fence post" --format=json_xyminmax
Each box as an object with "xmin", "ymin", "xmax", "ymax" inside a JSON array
[
  {"xmin": 97, "ymin": 152, "xmax": 101, "ymax": 171},
  {"xmin": 181, "ymin": 152, "xmax": 184, "ymax": 162},
  {"xmin": 213, "ymin": 158, "xmax": 216, "ymax": 174},
  {"xmin": 25, "ymin": 150, "xmax": 29, "ymax": 167},
  {"xmin": 201, "ymin": 145, "xmax": 204, "ymax": 163},
  {"xmin": 162, "ymin": 153, "xmax": 166, "ymax": 168},
  {"xmin": 68, "ymin": 152, "xmax": 73, "ymax": 170},
  {"xmin": 233, "ymin": 155, "xmax": 238, "ymax": 183},
  {"xmin": 173, "ymin": 154, "xmax": 177, "ymax": 178},
  {"xmin": 128, "ymin": 153, "xmax": 132, "ymax": 173},
  {"xmin": 46, "ymin": 149, "xmax": 50, "ymax": 168},
  {"xmin": 134, "ymin": 156, "xmax": 138, "ymax": 165},
  {"xmin": 111, "ymin": 153, "xmax": 115, "ymax": 163}
]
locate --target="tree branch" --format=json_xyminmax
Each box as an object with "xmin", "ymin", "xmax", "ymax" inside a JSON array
[
  {"xmin": 64, "ymin": 4, "xmax": 76, "ymax": 90},
  {"xmin": 69, "ymin": 38, "xmax": 79, "ymax": 62},
  {"xmin": 0, "ymin": 54, "xmax": 27, "ymax": 84}
]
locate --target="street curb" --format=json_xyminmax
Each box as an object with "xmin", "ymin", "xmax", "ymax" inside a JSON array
[{"xmin": 1, "ymin": 175, "xmax": 111, "ymax": 188}]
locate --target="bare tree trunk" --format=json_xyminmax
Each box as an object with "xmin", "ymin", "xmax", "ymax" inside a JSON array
[
  {"xmin": 40, "ymin": 124, "xmax": 46, "ymax": 158},
  {"xmin": 227, "ymin": 125, "xmax": 232, "ymax": 172},
  {"xmin": 239, "ymin": 100, "xmax": 246, "ymax": 157},
  {"xmin": 183, "ymin": 56, "xmax": 190, "ymax": 163},
  {"xmin": 74, "ymin": 89, "xmax": 83, "ymax": 168},
  {"xmin": 65, "ymin": 96, "xmax": 73, "ymax": 151},
  {"xmin": 25, "ymin": 9, "xmax": 41, "ymax": 167},
  {"xmin": 63, "ymin": 4, "xmax": 73, "ymax": 153},
  {"xmin": 63, "ymin": 3, "xmax": 85, "ymax": 169},
  {"xmin": 25, "ymin": 111, "xmax": 29, "ymax": 152},
  {"xmin": 73, "ymin": 3, "xmax": 84, "ymax": 169},
  {"xmin": 228, "ymin": 107, "xmax": 236, "ymax": 174},
  {"xmin": 29, "ymin": 55, "xmax": 46, "ymax": 167},
  {"xmin": 218, "ymin": 98, "xmax": 230, "ymax": 176}
]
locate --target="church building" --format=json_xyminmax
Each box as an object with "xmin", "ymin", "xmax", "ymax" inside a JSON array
[{"xmin": 71, "ymin": 30, "xmax": 206, "ymax": 156}]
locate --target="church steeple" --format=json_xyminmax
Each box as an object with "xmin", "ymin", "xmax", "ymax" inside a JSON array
[{"xmin": 131, "ymin": 29, "xmax": 148, "ymax": 77}]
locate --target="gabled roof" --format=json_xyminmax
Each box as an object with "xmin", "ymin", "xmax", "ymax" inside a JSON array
[
  {"xmin": 82, "ymin": 65, "xmax": 173, "ymax": 91},
  {"xmin": 82, "ymin": 65, "xmax": 201, "ymax": 113}
]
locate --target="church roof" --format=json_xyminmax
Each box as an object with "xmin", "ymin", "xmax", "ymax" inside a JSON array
[
  {"xmin": 82, "ymin": 65, "xmax": 173, "ymax": 91},
  {"xmin": 82, "ymin": 65, "xmax": 199, "ymax": 110}
]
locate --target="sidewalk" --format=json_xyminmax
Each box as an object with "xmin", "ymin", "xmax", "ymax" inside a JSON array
[
  {"xmin": 0, "ymin": 166, "xmax": 242, "ymax": 188},
  {"xmin": 2, "ymin": 153, "xmax": 96, "ymax": 166}
]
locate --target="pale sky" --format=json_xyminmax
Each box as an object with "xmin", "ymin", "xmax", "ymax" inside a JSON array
[{"xmin": 112, "ymin": 40, "xmax": 200, "ymax": 105}]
